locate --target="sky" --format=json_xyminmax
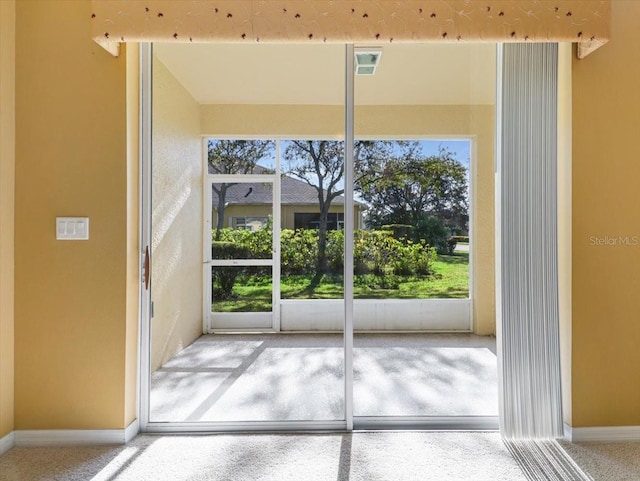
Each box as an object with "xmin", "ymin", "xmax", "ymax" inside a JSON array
[
  {"xmin": 209, "ymin": 138, "xmax": 471, "ymax": 170},
  {"xmin": 277, "ymin": 139, "xmax": 471, "ymax": 169},
  {"xmin": 417, "ymin": 140, "xmax": 470, "ymax": 168}
]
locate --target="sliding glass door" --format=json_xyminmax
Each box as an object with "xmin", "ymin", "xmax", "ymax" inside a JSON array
[{"xmin": 142, "ymin": 42, "xmax": 498, "ymax": 431}]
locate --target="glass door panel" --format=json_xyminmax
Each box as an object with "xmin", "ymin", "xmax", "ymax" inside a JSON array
[
  {"xmin": 352, "ymin": 44, "xmax": 498, "ymax": 420},
  {"xmin": 149, "ymin": 43, "xmax": 346, "ymax": 424}
]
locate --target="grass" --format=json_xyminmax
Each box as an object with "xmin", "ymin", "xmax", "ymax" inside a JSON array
[{"xmin": 213, "ymin": 252, "xmax": 469, "ymax": 312}]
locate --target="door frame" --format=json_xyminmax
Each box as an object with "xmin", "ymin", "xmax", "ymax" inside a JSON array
[
  {"xmin": 203, "ymin": 165, "xmax": 281, "ymax": 332},
  {"xmin": 138, "ymin": 42, "xmax": 498, "ymax": 433},
  {"xmin": 138, "ymin": 43, "xmax": 153, "ymax": 432}
]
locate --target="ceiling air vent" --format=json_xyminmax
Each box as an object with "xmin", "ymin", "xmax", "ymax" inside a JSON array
[{"xmin": 354, "ymin": 47, "xmax": 382, "ymax": 75}]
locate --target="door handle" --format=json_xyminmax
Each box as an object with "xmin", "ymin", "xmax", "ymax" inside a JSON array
[{"xmin": 143, "ymin": 245, "xmax": 150, "ymax": 291}]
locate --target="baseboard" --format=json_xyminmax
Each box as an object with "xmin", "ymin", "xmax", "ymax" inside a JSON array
[
  {"xmin": 125, "ymin": 418, "xmax": 140, "ymax": 443},
  {"xmin": 563, "ymin": 423, "xmax": 573, "ymax": 440},
  {"xmin": 13, "ymin": 419, "xmax": 139, "ymax": 447},
  {"xmin": 564, "ymin": 423, "xmax": 640, "ymax": 442},
  {"xmin": 0, "ymin": 431, "xmax": 15, "ymax": 455}
]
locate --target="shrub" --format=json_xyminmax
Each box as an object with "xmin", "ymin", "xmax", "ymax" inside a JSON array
[
  {"xmin": 355, "ymin": 230, "xmax": 435, "ymax": 278},
  {"xmin": 362, "ymin": 230, "xmax": 398, "ymax": 276},
  {"xmin": 217, "ymin": 226, "xmax": 272, "ymax": 259},
  {"xmin": 413, "ymin": 216, "xmax": 451, "ymax": 254},
  {"xmin": 326, "ymin": 229, "xmax": 344, "ymax": 274},
  {"xmin": 211, "ymin": 241, "xmax": 249, "ymax": 299},
  {"xmin": 211, "ymin": 239, "xmax": 250, "ymax": 260},
  {"xmin": 212, "ymin": 226, "xmax": 437, "ymax": 289},
  {"xmin": 281, "ymin": 229, "xmax": 317, "ymax": 275},
  {"xmin": 392, "ymin": 240, "xmax": 436, "ymax": 276},
  {"xmin": 380, "ymin": 224, "xmax": 413, "ymax": 240}
]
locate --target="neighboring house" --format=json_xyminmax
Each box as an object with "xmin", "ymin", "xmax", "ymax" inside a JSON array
[{"xmin": 210, "ymin": 164, "xmax": 366, "ymax": 231}]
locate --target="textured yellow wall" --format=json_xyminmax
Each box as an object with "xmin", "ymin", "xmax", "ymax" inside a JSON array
[
  {"xmin": 14, "ymin": 0, "xmax": 131, "ymax": 429},
  {"xmin": 151, "ymin": 58, "xmax": 203, "ymax": 372},
  {"xmin": 201, "ymin": 105, "xmax": 344, "ymax": 138},
  {"xmin": 572, "ymin": 0, "xmax": 640, "ymax": 427},
  {"xmin": 0, "ymin": 0, "xmax": 16, "ymax": 440},
  {"xmin": 124, "ymin": 45, "xmax": 140, "ymax": 428},
  {"xmin": 201, "ymin": 104, "xmax": 495, "ymax": 334}
]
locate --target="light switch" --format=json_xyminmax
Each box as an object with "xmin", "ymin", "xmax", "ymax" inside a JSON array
[{"xmin": 56, "ymin": 217, "xmax": 89, "ymax": 240}]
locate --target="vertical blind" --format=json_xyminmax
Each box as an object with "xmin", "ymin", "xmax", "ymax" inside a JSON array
[
  {"xmin": 500, "ymin": 42, "xmax": 562, "ymax": 440},
  {"xmin": 499, "ymin": 43, "xmax": 591, "ymax": 481}
]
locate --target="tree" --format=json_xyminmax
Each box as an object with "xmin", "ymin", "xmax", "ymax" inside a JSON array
[
  {"xmin": 283, "ymin": 140, "xmax": 391, "ymax": 273},
  {"xmin": 208, "ymin": 140, "xmax": 274, "ymax": 239},
  {"xmin": 359, "ymin": 148, "xmax": 469, "ymax": 236}
]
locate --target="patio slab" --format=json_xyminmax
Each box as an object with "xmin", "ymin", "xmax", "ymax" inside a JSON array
[{"xmin": 149, "ymin": 333, "xmax": 498, "ymax": 422}]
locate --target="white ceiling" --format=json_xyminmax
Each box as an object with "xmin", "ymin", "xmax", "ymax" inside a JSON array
[{"xmin": 154, "ymin": 43, "xmax": 496, "ymax": 106}]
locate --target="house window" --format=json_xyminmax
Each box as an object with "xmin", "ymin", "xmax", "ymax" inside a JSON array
[
  {"xmin": 294, "ymin": 212, "xmax": 344, "ymax": 230},
  {"xmin": 233, "ymin": 217, "xmax": 269, "ymax": 231}
]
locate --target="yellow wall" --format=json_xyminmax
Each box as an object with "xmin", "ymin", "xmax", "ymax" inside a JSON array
[
  {"xmin": 201, "ymin": 104, "xmax": 495, "ymax": 335},
  {"xmin": 13, "ymin": 0, "xmax": 133, "ymax": 430},
  {"xmin": 124, "ymin": 44, "xmax": 140, "ymax": 428},
  {"xmin": 0, "ymin": 0, "xmax": 16, "ymax": 440},
  {"xmin": 151, "ymin": 58, "xmax": 203, "ymax": 371},
  {"xmin": 201, "ymin": 105, "xmax": 343, "ymax": 138},
  {"xmin": 571, "ymin": 0, "xmax": 640, "ymax": 427}
]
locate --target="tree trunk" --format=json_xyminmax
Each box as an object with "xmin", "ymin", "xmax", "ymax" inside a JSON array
[
  {"xmin": 215, "ymin": 184, "xmax": 228, "ymax": 240},
  {"xmin": 317, "ymin": 203, "xmax": 330, "ymax": 274}
]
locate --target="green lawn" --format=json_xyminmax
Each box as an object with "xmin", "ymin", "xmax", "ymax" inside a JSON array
[{"xmin": 213, "ymin": 252, "xmax": 469, "ymax": 312}]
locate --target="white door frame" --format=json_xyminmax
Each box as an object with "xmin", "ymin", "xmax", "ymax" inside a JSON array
[
  {"xmin": 203, "ymin": 167, "xmax": 281, "ymax": 332},
  {"xmin": 138, "ymin": 43, "xmax": 153, "ymax": 431}
]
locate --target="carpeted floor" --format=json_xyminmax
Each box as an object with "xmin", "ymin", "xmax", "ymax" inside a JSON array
[
  {"xmin": 0, "ymin": 432, "xmax": 525, "ymax": 481},
  {"xmin": 150, "ymin": 333, "xmax": 498, "ymax": 422},
  {"xmin": 1, "ymin": 434, "xmax": 637, "ymax": 481},
  {"xmin": 558, "ymin": 440, "xmax": 640, "ymax": 481}
]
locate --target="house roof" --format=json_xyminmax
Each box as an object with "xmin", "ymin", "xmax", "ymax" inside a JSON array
[{"xmin": 210, "ymin": 164, "xmax": 363, "ymax": 207}]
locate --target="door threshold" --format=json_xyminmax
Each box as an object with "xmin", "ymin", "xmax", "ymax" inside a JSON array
[
  {"xmin": 142, "ymin": 420, "xmax": 348, "ymax": 434},
  {"xmin": 354, "ymin": 416, "xmax": 499, "ymax": 431},
  {"xmin": 208, "ymin": 329, "xmax": 280, "ymax": 334},
  {"xmin": 140, "ymin": 417, "xmax": 498, "ymax": 434}
]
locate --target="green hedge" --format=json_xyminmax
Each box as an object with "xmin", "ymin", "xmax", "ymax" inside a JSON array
[
  {"xmin": 212, "ymin": 227, "xmax": 437, "ymax": 279},
  {"xmin": 211, "ymin": 241, "xmax": 248, "ymax": 298}
]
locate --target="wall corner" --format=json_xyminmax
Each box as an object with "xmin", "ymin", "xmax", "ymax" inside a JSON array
[
  {"xmin": 0, "ymin": 0, "xmax": 16, "ymax": 440},
  {"xmin": 557, "ymin": 42, "xmax": 572, "ymax": 427}
]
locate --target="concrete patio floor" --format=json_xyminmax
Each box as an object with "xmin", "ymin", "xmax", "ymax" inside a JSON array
[{"xmin": 149, "ymin": 333, "xmax": 498, "ymax": 423}]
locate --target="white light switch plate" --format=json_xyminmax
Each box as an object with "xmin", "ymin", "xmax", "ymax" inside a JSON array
[{"xmin": 56, "ymin": 217, "xmax": 89, "ymax": 240}]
